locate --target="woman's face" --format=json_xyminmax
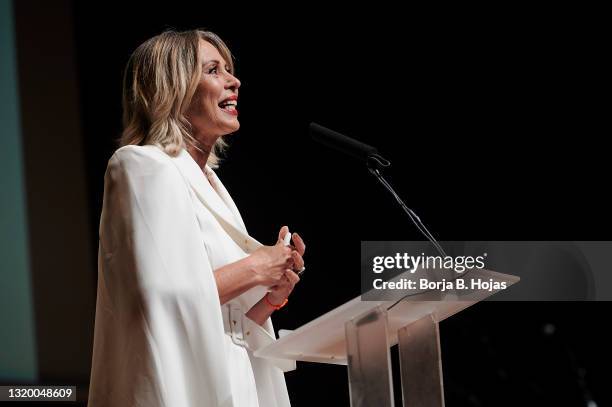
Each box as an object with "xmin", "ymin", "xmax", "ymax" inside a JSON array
[{"xmin": 187, "ymin": 39, "xmax": 241, "ymax": 143}]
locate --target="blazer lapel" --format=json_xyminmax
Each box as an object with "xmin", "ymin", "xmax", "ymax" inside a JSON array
[
  {"xmin": 170, "ymin": 149, "xmax": 263, "ymax": 253},
  {"xmin": 203, "ymin": 167, "xmax": 247, "ymax": 233}
]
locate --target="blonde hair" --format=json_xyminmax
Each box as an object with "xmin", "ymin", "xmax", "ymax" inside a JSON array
[{"xmin": 120, "ymin": 29, "xmax": 235, "ymax": 168}]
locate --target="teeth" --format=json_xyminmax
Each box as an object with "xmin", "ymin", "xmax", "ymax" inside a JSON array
[{"xmin": 220, "ymin": 100, "xmax": 237, "ymax": 108}]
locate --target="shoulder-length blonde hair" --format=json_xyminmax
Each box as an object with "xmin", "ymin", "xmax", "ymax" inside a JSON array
[{"xmin": 120, "ymin": 29, "xmax": 235, "ymax": 168}]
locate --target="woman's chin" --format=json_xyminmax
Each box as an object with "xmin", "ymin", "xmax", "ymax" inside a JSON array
[{"xmin": 220, "ymin": 121, "xmax": 240, "ymax": 136}]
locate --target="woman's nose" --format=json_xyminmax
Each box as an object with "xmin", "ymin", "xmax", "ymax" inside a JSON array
[{"xmin": 226, "ymin": 73, "xmax": 241, "ymax": 91}]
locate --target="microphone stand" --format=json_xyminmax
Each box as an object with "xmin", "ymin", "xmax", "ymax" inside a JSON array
[{"xmin": 366, "ymin": 153, "xmax": 448, "ymax": 258}]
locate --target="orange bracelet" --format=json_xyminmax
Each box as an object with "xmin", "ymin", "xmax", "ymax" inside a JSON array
[{"xmin": 265, "ymin": 293, "xmax": 288, "ymax": 310}]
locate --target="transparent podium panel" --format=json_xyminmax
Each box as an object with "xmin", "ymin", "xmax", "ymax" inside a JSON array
[
  {"xmin": 345, "ymin": 306, "xmax": 395, "ymax": 407},
  {"xmin": 398, "ymin": 314, "xmax": 444, "ymax": 407}
]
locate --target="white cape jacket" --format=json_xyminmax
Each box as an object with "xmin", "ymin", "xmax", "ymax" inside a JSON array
[{"xmin": 88, "ymin": 145, "xmax": 292, "ymax": 407}]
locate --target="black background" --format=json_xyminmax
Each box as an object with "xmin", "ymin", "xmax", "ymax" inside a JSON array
[{"xmin": 71, "ymin": 3, "xmax": 609, "ymax": 406}]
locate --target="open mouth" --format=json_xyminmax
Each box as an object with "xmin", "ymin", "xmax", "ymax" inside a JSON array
[{"xmin": 218, "ymin": 99, "xmax": 238, "ymax": 115}]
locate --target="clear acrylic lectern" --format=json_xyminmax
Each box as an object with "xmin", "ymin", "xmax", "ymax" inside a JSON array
[{"xmin": 255, "ymin": 269, "xmax": 519, "ymax": 407}]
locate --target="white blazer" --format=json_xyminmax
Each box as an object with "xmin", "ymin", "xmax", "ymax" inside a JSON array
[{"xmin": 88, "ymin": 144, "xmax": 292, "ymax": 407}]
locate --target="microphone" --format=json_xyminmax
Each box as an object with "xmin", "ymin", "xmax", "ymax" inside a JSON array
[
  {"xmin": 309, "ymin": 121, "xmax": 448, "ymax": 261},
  {"xmin": 309, "ymin": 122, "xmax": 390, "ymax": 169}
]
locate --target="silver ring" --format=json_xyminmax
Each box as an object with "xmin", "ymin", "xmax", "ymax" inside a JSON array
[{"xmin": 297, "ymin": 266, "xmax": 306, "ymax": 276}]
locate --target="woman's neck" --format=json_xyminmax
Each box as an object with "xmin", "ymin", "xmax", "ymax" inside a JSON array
[
  {"xmin": 187, "ymin": 129, "xmax": 220, "ymax": 170},
  {"xmin": 187, "ymin": 144, "xmax": 210, "ymax": 170}
]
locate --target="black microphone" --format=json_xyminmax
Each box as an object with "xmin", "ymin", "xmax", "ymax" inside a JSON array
[{"xmin": 309, "ymin": 122, "xmax": 389, "ymax": 168}]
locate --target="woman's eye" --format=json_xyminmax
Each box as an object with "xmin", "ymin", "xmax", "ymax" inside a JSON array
[{"xmin": 206, "ymin": 66, "xmax": 232, "ymax": 76}]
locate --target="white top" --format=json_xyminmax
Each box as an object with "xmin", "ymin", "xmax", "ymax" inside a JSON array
[{"xmin": 88, "ymin": 144, "xmax": 292, "ymax": 407}]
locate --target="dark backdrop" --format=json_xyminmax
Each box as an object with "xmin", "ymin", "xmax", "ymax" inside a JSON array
[{"xmin": 71, "ymin": 3, "xmax": 609, "ymax": 406}]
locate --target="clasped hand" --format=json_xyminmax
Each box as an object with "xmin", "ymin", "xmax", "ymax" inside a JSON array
[{"xmin": 248, "ymin": 226, "xmax": 305, "ymax": 305}]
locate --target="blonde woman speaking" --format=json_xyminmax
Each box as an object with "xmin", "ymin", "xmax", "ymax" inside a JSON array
[{"xmin": 88, "ymin": 30, "xmax": 305, "ymax": 407}]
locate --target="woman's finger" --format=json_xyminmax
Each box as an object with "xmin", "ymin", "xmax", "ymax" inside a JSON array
[
  {"xmin": 285, "ymin": 270, "xmax": 300, "ymax": 285},
  {"xmin": 275, "ymin": 270, "xmax": 290, "ymax": 285},
  {"xmin": 292, "ymin": 233, "xmax": 306, "ymax": 256},
  {"xmin": 276, "ymin": 225, "xmax": 290, "ymax": 245},
  {"xmin": 291, "ymin": 251, "xmax": 304, "ymax": 270}
]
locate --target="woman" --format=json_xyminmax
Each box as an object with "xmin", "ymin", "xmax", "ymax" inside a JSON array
[{"xmin": 88, "ymin": 29, "xmax": 305, "ymax": 407}]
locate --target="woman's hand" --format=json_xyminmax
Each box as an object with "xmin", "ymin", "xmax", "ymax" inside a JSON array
[
  {"xmin": 267, "ymin": 270, "xmax": 300, "ymax": 305},
  {"xmin": 267, "ymin": 228, "xmax": 306, "ymax": 305},
  {"xmin": 245, "ymin": 227, "xmax": 306, "ymax": 325},
  {"xmin": 248, "ymin": 226, "xmax": 295, "ymax": 287}
]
